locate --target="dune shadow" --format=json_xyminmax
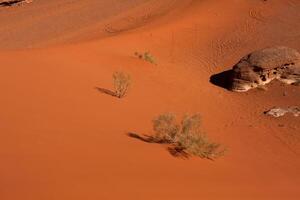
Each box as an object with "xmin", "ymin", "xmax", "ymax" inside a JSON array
[
  {"xmin": 95, "ymin": 87, "xmax": 118, "ymax": 97},
  {"xmin": 127, "ymin": 132, "xmax": 190, "ymax": 159},
  {"xmin": 210, "ymin": 69, "xmax": 233, "ymax": 90},
  {"xmin": 0, "ymin": 0, "xmax": 23, "ymax": 7}
]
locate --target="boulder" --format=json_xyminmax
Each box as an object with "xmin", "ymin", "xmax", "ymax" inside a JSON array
[{"xmin": 230, "ymin": 46, "xmax": 300, "ymax": 92}]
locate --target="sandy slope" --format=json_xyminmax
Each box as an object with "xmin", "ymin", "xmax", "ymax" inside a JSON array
[
  {"xmin": 0, "ymin": 0, "xmax": 189, "ymax": 49},
  {"xmin": 0, "ymin": 0, "xmax": 300, "ymax": 200}
]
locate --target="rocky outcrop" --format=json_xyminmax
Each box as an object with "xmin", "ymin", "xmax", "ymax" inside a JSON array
[
  {"xmin": 230, "ymin": 46, "xmax": 300, "ymax": 92},
  {"xmin": 0, "ymin": 0, "xmax": 32, "ymax": 7},
  {"xmin": 264, "ymin": 107, "xmax": 300, "ymax": 117}
]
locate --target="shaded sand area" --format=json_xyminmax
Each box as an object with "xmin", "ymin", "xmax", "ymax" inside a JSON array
[{"xmin": 0, "ymin": 0, "xmax": 300, "ymax": 200}]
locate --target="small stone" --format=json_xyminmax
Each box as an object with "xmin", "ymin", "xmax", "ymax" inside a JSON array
[{"xmin": 265, "ymin": 106, "xmax": 300, "ymax": 117}]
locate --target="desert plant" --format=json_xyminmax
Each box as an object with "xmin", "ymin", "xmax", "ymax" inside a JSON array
[
  {"xmin": 177, "ymin": 132, "xmax": 225, "ymax": 159},
  {"xmin": 134, "ymin": 51, "xmax": 156, "ymax": 65},
  {"xmin": 152, "ymin": 113, "xmax": 180, "ymax": 142},
  {"xmin": 143, "ymin": 52, "xmax": 156, "ymax": 64},
  {"xmin": 113, "ymin": 71, "xmax": 131, "ymax": 98},
  {"xmin": 152, "ymin": 113, "xmax": 226, "ymax": 159}
]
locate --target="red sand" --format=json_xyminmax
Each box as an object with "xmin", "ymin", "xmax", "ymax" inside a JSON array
[{"xmin": 0, "ymin": 0, "xmax": 299, "ymax": 200}]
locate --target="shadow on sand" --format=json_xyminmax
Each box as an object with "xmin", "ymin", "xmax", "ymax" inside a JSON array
[
  {"xmin": 95, "ymin": 87, "xmax": 118, "ymax": 98},
  {"xmin": 127, "ymin": 132, "xmax": 190, "ymax": 159},
  {"xmin": 209, "ymin": 69, "xmax": 233, "ymax": 90}
]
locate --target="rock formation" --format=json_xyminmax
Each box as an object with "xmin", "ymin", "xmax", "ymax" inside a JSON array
[
  {"xmin": 230, "ymin": 46, "xmax": 300, "ymax": 92},
  {"xmin": 0, "ymin": 0, "xmax": 32, "ymax": 7}
]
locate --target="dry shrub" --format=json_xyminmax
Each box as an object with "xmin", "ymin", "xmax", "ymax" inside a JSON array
[
  {"xmin": 152, "ymin": 113, "xmax": 226, "ymax": 160},
  {"xmin": 152, "ymin": 113, "xmax": 179, "ymax": 143},
  {"xmin": 113, "ymin": 71, "xmax": 131, "ymax": 98},
  {"xmin": 134, "ymin": 51, "xmax": 156, "ymax": 65},
  {"xmin": 144, "ymin": 52, "xmax": 156, "ymax": 64}
]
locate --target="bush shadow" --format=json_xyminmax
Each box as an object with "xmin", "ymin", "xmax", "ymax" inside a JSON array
[
  {"xmin": 167, "ymin": 146, "xmax": 190, "ymax": 159},
  {"xmin": 127, "ymin": 132, "xmax": 190, "ymax": 159},
  {"xmin": 127, "ymin": 132, "xmax": 169, "ymax": 144},
  {"xmin": 95, "ymin": 87, "xmax": 118, "ymax": 97}
]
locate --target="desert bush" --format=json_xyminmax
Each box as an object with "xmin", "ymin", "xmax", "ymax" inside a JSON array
[
  {"xmin": 152, "ymin": 113, "xmax": 179, "ymax": 143},
  {"xmin": 134, "ymin": 51, "xmax": 156, "ymax": 64},
  {"xmin": 177, "ymin": 132, "xmax": 225, "ymax": 159},
  {"xmin": 152, "ymin": 113, "xmax": 226, "ymax": 159},
  {"xmin": 144, "ymin": 52, "xmax": 156, "ymax": 64},
  {"xmin": 113, "ymin": 71, "xmax": 131, "ymax": 98}
]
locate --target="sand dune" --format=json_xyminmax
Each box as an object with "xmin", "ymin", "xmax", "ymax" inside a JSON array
[
  {"xmin": 0, "ymin": 0, "xmax": 300, "ymax": 200},
  {"xmin": 0, "ymin": 0, "xmax": 190, "ymax": 49}
]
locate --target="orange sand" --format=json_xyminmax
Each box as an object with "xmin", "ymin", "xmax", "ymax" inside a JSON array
[{"xmin": 0, "ymin": 0, "xmax": 299, "ymax": 200}]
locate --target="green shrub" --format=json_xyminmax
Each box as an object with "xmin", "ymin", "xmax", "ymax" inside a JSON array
[
  {"xmin": 152, "ymin": 113, "xmax": 226, "ymax": 159},
  {"xmin": 113, "ymin": 71, "xmax": 131, "ymax": 98}
]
